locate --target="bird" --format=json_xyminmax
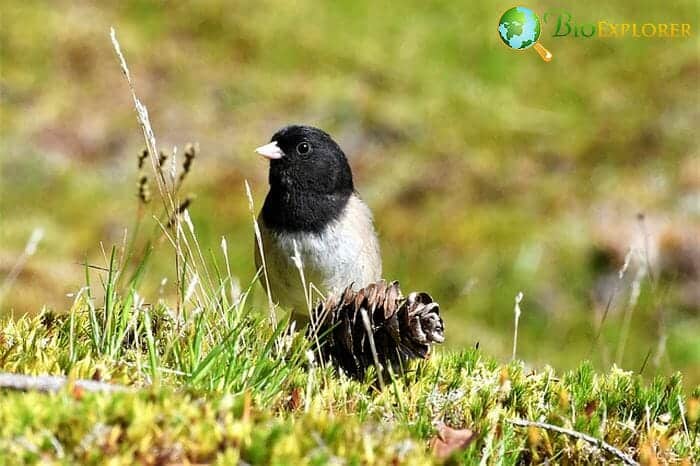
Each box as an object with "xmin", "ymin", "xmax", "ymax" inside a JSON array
[{"xmin": 254, "ymin": 125, "xmax": 382, "ymax": 323}]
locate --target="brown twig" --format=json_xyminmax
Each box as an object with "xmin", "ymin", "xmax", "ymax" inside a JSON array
[{"xmin": 507, "ymin": 418, "xmax": 639, "ymax": 466}]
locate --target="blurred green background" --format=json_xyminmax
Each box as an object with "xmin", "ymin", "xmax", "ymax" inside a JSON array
[{"xmin": 1, "ymin": 1, "xmax": 698, "ymax": 384}]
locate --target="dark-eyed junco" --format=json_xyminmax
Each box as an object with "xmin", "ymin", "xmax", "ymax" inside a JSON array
[{"xmin": 254, "ymin": 125, "xmax": 382, "ymax": 321}]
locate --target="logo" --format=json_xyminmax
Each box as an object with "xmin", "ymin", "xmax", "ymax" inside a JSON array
[
  {"xmin": 498, "ymin": 6, "xmax": 553, "ymax": 62},
  {"xmin": 544, "ymin": 10, "xmax": 693, "ymax": 39},
  {"xmin": 499, "ymin": 6, "xmax": 693, "ymax": 62}
]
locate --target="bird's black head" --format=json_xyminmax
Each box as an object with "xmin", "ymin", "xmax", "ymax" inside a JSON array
[
  {"xmin": 257, "ymin": 125, "xmax": 354, "ymax": 195},
  {"xmin": 257, "ymin": 125, "xmax": 355, "ymax": 233}
]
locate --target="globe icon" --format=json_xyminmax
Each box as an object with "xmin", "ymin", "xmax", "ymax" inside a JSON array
[{"xmin": 498, "ymin": 6, "xmax": 552, "ymax": 61}]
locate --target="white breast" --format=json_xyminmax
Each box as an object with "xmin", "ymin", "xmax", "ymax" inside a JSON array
[{"xmin": 258, "ymin": 195, "xmax": 382, "ymax": 314}]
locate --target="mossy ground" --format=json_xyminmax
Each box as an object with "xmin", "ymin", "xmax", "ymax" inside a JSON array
[{"xmin": 1, "ymin": 276, "xmax": 698, "ymax": 464}]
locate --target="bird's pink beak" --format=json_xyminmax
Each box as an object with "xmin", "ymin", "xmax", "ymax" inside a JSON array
[{"xmin": 255, "ymin": 141, "xmax": 284, "ymax": 160}]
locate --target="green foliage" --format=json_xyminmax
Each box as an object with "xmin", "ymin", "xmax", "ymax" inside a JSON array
[
  {"xmin": 0, "ymin": 251, "xmax": 305, "ymax": 404},
  {"xmin": 0, "ymin": 388, "xmax": 434, "ymax": 465},
  {"xmin": 1, "ymin": 274, "xmax": 697, "ymax": 463}
]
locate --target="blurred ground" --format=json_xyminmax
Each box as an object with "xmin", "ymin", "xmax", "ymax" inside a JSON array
[{"xmin": 1, "ymin": 1, "xmax": 698, "ymax": 384}]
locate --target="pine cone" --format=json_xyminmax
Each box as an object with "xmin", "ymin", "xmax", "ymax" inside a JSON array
[{"xmin": 310, "ymin": 280, "xmax": 445, "ymax": 380}]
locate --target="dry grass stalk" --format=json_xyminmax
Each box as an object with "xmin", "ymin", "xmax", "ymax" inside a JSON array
[
  {"xmin": 166, "ymin": 196, "xmax": 194, "ymax": 229},
  {"xmin": 179, "ymin": 143, "xmax": 196, "ymax": 184},
  {"xmin": 589, "ymin": 247, "xmax": 633, "ymax": 360},
  {"xmin": 245, "ymin": 180, "xmax": 277, "ymax": 327},
  {"xmin": 137, "ymin": 148, "xmax": 148, "ymax": 170},
  {"xmin": 111, "ymin": 28, "xmax": 188, "ymax": 317},
  {"xmin": 0, "ymin": 228, "xmax": 44, "ymax": 306},
  {"xmin": 110, "ymin": 28, "xmax": 174, "ymax": 215},
  {"xmin": 508, "ymin": 418, "xmax": 639, "ymax": 466},
  {"xmin": 512, "ymin": 291, "xmax": 523, "ymax": 361},
  {"xmin": 111, "ymin": 29, "xmax": 223, "ymax": 323},
  {"xmin": 137, "ymin": 174, "xmax": 151, "ymax": 204},
  {"xmin": 158, "ymin": 150, "xmax": 168, "ymax": 168}
]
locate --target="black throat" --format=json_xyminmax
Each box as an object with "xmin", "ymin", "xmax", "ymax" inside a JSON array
[{"xmin": 261, "ymin": 187, "xmax": 352, "ymax": 233}]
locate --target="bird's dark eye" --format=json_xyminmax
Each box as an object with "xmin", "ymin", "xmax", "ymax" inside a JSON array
[{"xmin": 296, "ymin": 142, "xmax": 311, "ymax": 155}]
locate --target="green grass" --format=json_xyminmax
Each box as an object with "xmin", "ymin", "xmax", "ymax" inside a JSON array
[
  {"xmin": 1, "ymin": 239, "xmax": 698, "ymax": 464},
  {"xmin": 1, "ymin": 305, "xmax": 699, "ymax": 464}
]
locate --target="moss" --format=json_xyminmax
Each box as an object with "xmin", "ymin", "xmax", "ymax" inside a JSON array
[{"xmin": 1, "ymin": 306, "xmax": 697, "ymax": 464}]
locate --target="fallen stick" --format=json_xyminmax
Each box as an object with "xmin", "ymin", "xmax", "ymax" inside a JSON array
[
  {"xmin": 507, "ymin": 418, "xmax": 639, "ymax": 466},
  {"xmin": 0, "ymin": 372, "xmax": 130, "ymax": 394}
]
